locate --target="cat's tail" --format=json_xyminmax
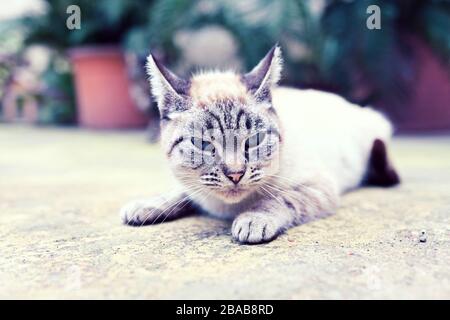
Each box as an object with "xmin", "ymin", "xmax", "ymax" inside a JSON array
[{"xmin": 365, "ymin": 138, "xmax": 401, "ymax": 187}]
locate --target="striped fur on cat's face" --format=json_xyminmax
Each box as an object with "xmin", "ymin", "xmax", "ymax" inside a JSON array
[{"xmin": 147, "ymin": 46, "xmax": 283, "ymax": 203}]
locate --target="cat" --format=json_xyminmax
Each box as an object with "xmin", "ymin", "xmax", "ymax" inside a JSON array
[{"xmin": 120, "ymin": 45, "xmax": 400, "ymax": 244}]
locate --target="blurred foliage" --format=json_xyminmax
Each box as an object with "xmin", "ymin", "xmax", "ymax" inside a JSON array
[
  {"xmin": 148, "ymin": 0, "xmax": 318, "ymax": 74},
  {"xmin": 21, "ymin": 0, "xmax": 156, "ymax": 124},
  {"xmin": 36, "ymin": 56, "xmax": 76, "ymax": 124},
  {"xmin": 0, "ymin": 20, "xmax": 25, "ymax": 113},
  {"xmin": 319, "ymin": 0, "xmax": 411, "ymax": 103},
  {"xmin": 420, "ymin": 0, "xmax": 450, "ymax": 65},
  {"xmin": 0, "ymin": 18, "xmax": 76, "ymax": 124},
  {"xmin": 19, "ymin": 0, "xmax": 450, "ymax": 110},
  {"xmin": 23, "ymin": 0, "xmax": 154, "ymax": 49},
  {"xmin": 147, "ymin": 0, "xmax": 450, "ymax": 105},
  {"xmin": 319, "ymin": 0, "xmax": 450, "ymax": 104}
]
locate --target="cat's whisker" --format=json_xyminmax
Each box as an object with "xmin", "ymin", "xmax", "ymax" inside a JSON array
[
  {"xmin": 266, "ymin": 174, "xmax": 318, "ymax": 195},
  {"xmin": 260, "ymin": 185, "xmax": 285, "ymax": 208},
  {"xmin": 158, "ymin": 188, "xmax": 204, "ymax": 224},
  {"xmin": 262, "ymin": 183, "xmax": 313, "ymax": 216},
  {"xmin": 266, "ymin": 174, "xmax": 296, "ymax": 185},
  {"xmin": 264, "ymin": 182, "xmax": 311, "ymax": 208},
  {"xmin": 259, "ymin": 187, "xmax": 285, "ymax": 210},
  {"xmin": 135, "ymin": 184, "xmax": 202, "ymax": 226},
  {"xmin": 267, "ymin": 174, "xmax": 312, "ymax": 189},
  {"xmin": 264, "ymin": 182, "xmax": 296, "ymax": 197},
  {"xmin": 127, "ymin": 192, "xmax": 177, "ymax": 226},
  {"xmin": 147, "ymin": 187, "xmax": 204, "ymax": 226},
  {"xmin": 264, "ymin": 184, "xmax": 302, "ymax": 208},
  {"xmin": 141, "ymin": 174, "xmax": 220, "ymax": 226},
  {"xmin": 161, "ymin": 187, "xmax": 214, "ymax": 224}
]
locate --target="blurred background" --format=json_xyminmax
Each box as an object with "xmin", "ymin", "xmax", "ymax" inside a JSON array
[{"xmin": 0, "ymin": 0, "xmax": 449, "ymax": 137}]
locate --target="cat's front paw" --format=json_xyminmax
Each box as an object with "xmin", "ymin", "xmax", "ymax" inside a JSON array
[
  {"xmin": 120, "ymin": 199, "xmax": 165, "ymax": 226},
  {"xmin": 231, "ymin": 212, "xmax": 282, "ymax": 244}
]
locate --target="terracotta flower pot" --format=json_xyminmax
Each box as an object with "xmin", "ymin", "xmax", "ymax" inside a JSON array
[{"xmin": 69, "ymin": 46, "xmax": 148, "ymax": 129}]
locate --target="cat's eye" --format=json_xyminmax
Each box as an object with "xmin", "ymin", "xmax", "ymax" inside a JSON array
[
  {"xmin": 245, "ymin": 132, "xmax": 266, "ymax": 149},
  {"xmin": 191, "ymin": 137, "xmax": 214, "ymax": 152}
]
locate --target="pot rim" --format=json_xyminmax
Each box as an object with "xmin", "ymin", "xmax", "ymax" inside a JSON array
[{"xmin": 67, "ymin": 45, "xmax": 122, "ymax": 60}]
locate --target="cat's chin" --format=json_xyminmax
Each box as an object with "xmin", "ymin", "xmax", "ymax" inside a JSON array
[{"xmin": 213, "ymin": 187, "xmax": 252, "ymax": 204}]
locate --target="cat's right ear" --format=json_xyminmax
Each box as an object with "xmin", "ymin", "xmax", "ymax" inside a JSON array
[{"xmin": 146, "ymin": 54, "xmax": 190, "ymax": 120}]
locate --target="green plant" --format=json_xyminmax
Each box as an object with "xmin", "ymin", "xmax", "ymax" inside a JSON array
[
  {"xmin": 36, "ymin": 55, "xmax": 76, "ymax": 125},
  {"xmin": 19, "ymin": 0, "xmax": 450, "ymax": 110},
  {"xmin": 1, "ymin": 18, "xmax": 76, "ymax": 124},
  {"xmin": 420, "ymin": 0, "xmax": 450, "ymax": 64},
  {"xmin": 23, "ymin": 0, "xmax": 154, "ymax": 49},
  {"xmin": 148, "ymin": 0, "xmax": 450, "ymax": 105},
  {"xmin": 319, "ymin": 0, "xmax": 450, "ymax": 104},
  {"xmin": 21, "ymin": 1, "xmax": 159, "ymax": 125},
  {"xmin": 147, "ymin": 0, "xmax": 318, "ymax": 74},
  {"xmin": 0, "ymin": 20, "xmax": 26, "ymax": 109}
]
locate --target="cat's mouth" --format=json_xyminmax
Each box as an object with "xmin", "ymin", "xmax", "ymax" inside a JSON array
[{"xmin": 215, "ymin": 186, "xmax": 250, "ymax": 201}]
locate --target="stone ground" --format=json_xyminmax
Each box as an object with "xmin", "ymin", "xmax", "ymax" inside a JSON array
[{"xmin": 0, "ymin": 124, "xmax": 449, "ymax": 299}]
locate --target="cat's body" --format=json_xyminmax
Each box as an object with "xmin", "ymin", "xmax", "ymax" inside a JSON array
[
  {"xmin": 273, "ymin": 87, "xmax": 393, "ymax": 194},
  {"xmin": 120, "ymin": 46, "xmax": 399, "ymax": 244},
  {"xmin": 192, "ymin": 86, "xmax": 394, "ymax": 219}
]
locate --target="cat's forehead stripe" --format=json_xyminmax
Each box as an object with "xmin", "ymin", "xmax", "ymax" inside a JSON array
[
  {"xmin": 190, "ymin": 71, "xmax": 249, "ymax": 106},
  {"xmin": 205, "ymin": 110, "xmax": 225, "ymax": 134}
]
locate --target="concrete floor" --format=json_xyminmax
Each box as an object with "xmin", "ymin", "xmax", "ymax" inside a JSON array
[{"xmin": 0, "ymin": 125, "xmax": 449, "ymax": 299}]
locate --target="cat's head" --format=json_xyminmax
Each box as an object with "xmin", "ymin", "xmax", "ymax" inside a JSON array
[{"xmin": 146, "ymin": 46, "xmax": 283, "ymax": 203}]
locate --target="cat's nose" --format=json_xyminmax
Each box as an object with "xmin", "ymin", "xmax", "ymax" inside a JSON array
[{"xmin": 225, "ymin": 170, "xmax": 245, "ymax": 184}]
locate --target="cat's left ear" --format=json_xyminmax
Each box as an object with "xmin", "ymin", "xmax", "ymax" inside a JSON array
[{"xmin": 243, "ymin": 45, "xmax": 283, "ymax": 103}]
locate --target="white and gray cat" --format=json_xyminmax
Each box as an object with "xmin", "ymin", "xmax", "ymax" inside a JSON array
[{"xmin": 120, "ymin": 46, "xmax": 400, "ymax": 244}]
